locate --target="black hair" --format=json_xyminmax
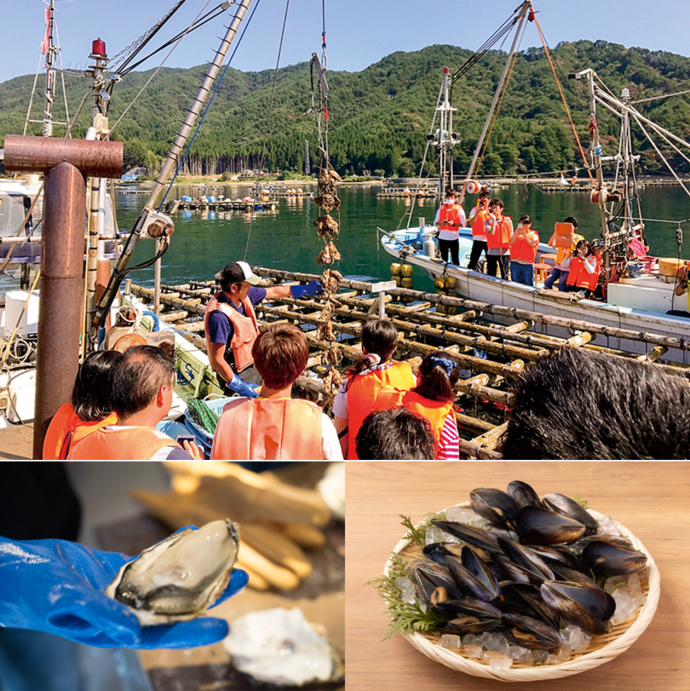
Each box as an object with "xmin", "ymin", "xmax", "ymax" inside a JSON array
[
  {"xmin": 110, "ymin": 345, "xmax": 175, "ymax": 419},
  {"xmin": 355, "ymin": 407, "xmax": 437, "ymax": 460},
  {"xmin": 502, "ymin": 348, "xmax": 690, "ymax": 460},
  {"xmin": 519, "ymin": 215, "xmax": 531, "ymax": 225},
  {"xmin": 478, "ymin": 188, "xmax": 491, "ymax": 201},
  {"xmin": 346, "ymin": 319, "xmax": 399, "ymax": 386},
  {"xmin": 491, "ymin": 199, "xmax": 504, "ymax": 209},
  {"xmin": 71, "ymin": 350, "xmax": 123, "ymax": 422},
  {"xmin": 413, "ymin": 350, "xmax": 459, "ymax": 402},
  {"xmin": 564, "ymin": 216, "xmax": 579, "ymax": 229}
]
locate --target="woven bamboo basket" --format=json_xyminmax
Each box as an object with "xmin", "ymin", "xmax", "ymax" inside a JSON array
[{"xmin": 384, "ymin": 502, "xmax": 660, "ymax": 682}]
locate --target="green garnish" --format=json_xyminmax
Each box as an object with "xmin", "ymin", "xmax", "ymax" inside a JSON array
[{"xmin": 573, "ymin": 493, "xmax": 589, "ymax": 510}]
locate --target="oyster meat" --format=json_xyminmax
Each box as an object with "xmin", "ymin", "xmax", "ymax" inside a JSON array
[
  {"xmin": 105, "ymin": 519, "xmax": 240, "ymax": 625},
  {"xmin": 224, "ymin": 607, "xmax": 344, "ymax": 686}
]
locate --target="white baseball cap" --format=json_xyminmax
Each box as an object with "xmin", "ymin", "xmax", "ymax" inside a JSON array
[{"xmin": 222, "ymin": 260, "xmax": 261, "ymax": 286}]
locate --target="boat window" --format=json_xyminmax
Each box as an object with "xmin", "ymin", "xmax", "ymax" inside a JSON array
[{"xmin": 0, "ymin": 193, "xmax": 34, "ymax": 236}]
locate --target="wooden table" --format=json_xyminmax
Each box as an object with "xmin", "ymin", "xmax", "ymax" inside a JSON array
[{"xmin": 345, "ymin": 462, "xmax": 690, "ymax": 690}]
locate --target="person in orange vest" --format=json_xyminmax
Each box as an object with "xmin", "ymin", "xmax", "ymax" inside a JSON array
[
  {"xmin": 371, "ymin": 351, "xmax": 460, "ymax": 459},
  {"xmin": 433, "ymin": 188, "xmax": 466, "ymax": 265},
  {"xmin": 355, "ymin": 406, "xmax": 437, "ymax": 460},
  {"xmin": 211, "ymin": 323, "xmax": 342, "ymax": 460},
  {"xmin": 485, "ymin": 198, "xmax": 513, "ymax": 279},
  {"xmin": 205, "ymin": 261, "xmax": 323, "ymax": 399},
  {"xmin": 42, "ymin": 350, "xmax": 123, "ymax": 460},
  {"xmin": 333, "ymin": 319, "xmax": 416, "ymax": 459},
  {"xmin": 466, "ymin": 188, "xmax": 492, "ymax": 271},
  {"xmin": 670, "ymin": 263, "xmax": 690, "ymax": 318},
  {"xmin": 544, "ymin": 216, "xmax": 584, "ymax": 291},
  {"xmin": 68, "ymin": 346, "xmax": 203, "ymax": 460},
  {"xmin": 509, "ymin": 214, "xmax": 540, "ymax": 287},
  {"xmin": 562, "ymin": 240, "xmax": 600, "ymax": 296}
]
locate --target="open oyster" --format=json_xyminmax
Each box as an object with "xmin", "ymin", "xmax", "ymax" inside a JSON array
[
  {"xmin": 105, "ymin": 519, "xmax": 240, "ymax": 626},
  {"xmin": 224, "ymin": 608, "xmax": 344, "ymax": 686}
]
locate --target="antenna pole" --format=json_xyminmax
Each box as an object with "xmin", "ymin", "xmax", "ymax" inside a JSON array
[{"xmin": 42, "ymin": 0, "xmax": 56, "ymax": 137}]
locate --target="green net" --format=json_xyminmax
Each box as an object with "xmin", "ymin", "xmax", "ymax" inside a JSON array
[{"xmin": 186, "ymin": 398, "xmax": 220, "ymax": 435}]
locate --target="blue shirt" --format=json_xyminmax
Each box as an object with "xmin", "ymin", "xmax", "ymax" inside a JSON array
[{"xmin": 207, "ymin": 288, "xmax": 267, "ymax": 370}]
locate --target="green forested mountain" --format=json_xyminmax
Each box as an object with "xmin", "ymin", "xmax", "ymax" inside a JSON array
[{"xmin": 2, "ymin": 40, "xmax": 690, "ymax": 177}]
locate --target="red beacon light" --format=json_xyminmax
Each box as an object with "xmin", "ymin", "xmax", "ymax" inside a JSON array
[
  {"xmin": 92, "ymin": 38, "xmax": 107, "ymax": 58},
  {"xmin": 444, "ymin": 67, "xmax": 449, "ymax": 74}
]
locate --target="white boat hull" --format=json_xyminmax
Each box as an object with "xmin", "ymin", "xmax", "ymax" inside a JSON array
[{"xmin": 382, "ymin": 230, "xmax": 690, "ymax": 364}]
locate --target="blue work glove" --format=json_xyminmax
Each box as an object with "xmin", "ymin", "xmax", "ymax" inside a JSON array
[
  {"xmin": 0, "ymin": 530, "xmax": 248, "ymax": 649},
  {"xmin": 227, "ymin": 376, "xmax": 260, "ymax": 398},
  {"xmin": 291, "ymin": 279, "xmax": 324, "ymax": 299}
]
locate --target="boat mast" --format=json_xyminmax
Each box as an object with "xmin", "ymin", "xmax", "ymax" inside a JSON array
[
  {"xmin": 42, "ymin": 0, "xmax": 56, "ymax": 137},
  {"xmin": 433, "ymin": 67, "xmax": 457, "ymax": 199},
  {"xmin": 92, "ymin": 0, "xmax": 253, "ymax": 335},
  {"xmin": 460, "ymin": 0, "xmax": 532, "ymax": 205}
]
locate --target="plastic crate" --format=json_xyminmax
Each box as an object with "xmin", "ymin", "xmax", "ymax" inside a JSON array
[{"xmin": 185, "ymin": 396, "xmax": 234, "ymax": 457}]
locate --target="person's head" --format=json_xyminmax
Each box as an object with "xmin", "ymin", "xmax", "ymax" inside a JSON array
[
  {"xmin": 478, "ymin": 189, "xmax": 491, "ymax": 206},
  {"xmin": 502, "ymin": 348, "xmax": 690, "ymax": 460},
  {"xmin": 564, "ymin": 216, "xmax": 578, "ymax": 229},
  {"xmin": 444, "ymin": 189, "xmax": 457, "ymax": 204},
  {"xmin": 219, "ymin": 261, "xmax": 261, "ymax": 301},
  {"xmin": 519, "ymin": 215, "xmax": 531, "ymax": 227},
  {"xmin": 575, "ymin": 239, "xmax": 592, "ymax": 257},
  {"xmin": 347, "ymin": 319, "xmax": 400, "ymax": 383},
  {"xmin": 490, "ymin": 199, "xmax": 504, "ymax": 215},
  {"xmin": 110, "ymin": 345, "xmax": 176, "ymax": 423},
  {"xmin": 355, "ymin": 406, "xmax": 437, "ymax": 459},
  {"xmin": 413, "ymin": 350, "xmax": 459, "ymax": 402},
  {"xmin": 71, "ymin": 350, "xmax": 124, "ymax": 422},
  {"xmin": 252, "ymin": 323, "xmax": 309, "ymax": 390}
]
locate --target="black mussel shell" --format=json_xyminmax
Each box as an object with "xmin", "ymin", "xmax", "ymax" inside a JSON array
[
  {"xmin": 507, "ymin": 481, "xmax": 543, "ymax": 509},
  {"xmin": 499, "ymin": 582, "xmax": 560, "ymax": 629},
  {"xmin": 543, "ymin": 493, "xmax": 599, "ymax": 535},
  {"xmin": 540, "ymin": 581, "xmax": 613, "ymax": 634},
  {"xmin": 431, "ymin": 520, "xmax": 500, "ymax": 553},
  {"xmin": 516, "ymin": 506, "xmax": 587, "ymax": 545},
  {"xmin": 436, "ymin": 597, "xmax": 502, "ymax": 621},
  {"xmin": 422, "ymin": 542, "xmax": 464, "ymax": 565},
  {"xmin": 469, "ymin": 488, "xmax": 519, "ymax": 529},
  {"xmin": 501, "ymin": 612, "xmax": 563, "ymax": 651},
  {"xmin": 497, "ymin": 537, "xmax": 555, "ymax": 583},
  {"xmin": 551, "ymin": 564, "xmax": 600, "ymax": 589},
  {"xmin": 582, "ymin": 541, "xmax": 648, "ymax": 578},
  {"xmin": 575, "ymin": 534, "xmax": 634, "ymax": 549},
  {"xmin": 528, "ymin": 545, "xmax": 584, "ymax": 572},
  {"xmin": 492, "ymin": 553, "xmax": 533, "ymax": 584},
  {"xmin": 412, "ymin": 563, "xmax": 465, "ymax": 601},
  {"xmin": 437, "ymin": 617, "xmax": 501, "ymax": 636},
  {"xmin": 484, "ymin": 526, "xmax": 521, "ymax": 542},
  {"xmin": 445, "ymin": 547, "xmax": 500, "ymax": 601}
]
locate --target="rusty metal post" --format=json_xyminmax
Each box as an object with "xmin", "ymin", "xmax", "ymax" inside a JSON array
[{"xmin": 3, "ymin": 134, "xmax": 122, "ymax": 458}]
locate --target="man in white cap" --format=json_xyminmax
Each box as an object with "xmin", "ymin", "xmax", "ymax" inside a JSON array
[{"xmin": 204, "ymin": 261, "xmax": 323, "ymax": 397}]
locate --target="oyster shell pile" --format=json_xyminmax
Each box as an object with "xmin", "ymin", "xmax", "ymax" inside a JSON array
[
  {"xmin": 313, "ymin": 213, "xmax": 340, "ymax": 242},
  {"xmin": 224, "ymin": 607, "xmax": 344, "ymax": 686},
  {"xmin": 410, "ymin": 481, "xmax": 648, "ymax": 657},
  {"xmin": 106, "ymin": 519, "xmax": 240, "ymax": 626},
  {"xmin": 316, "ymin": 241, "xmax": 341, "ymax": 266}
]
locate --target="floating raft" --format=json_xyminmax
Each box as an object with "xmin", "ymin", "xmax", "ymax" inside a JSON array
[
  {"xmin": 129, "ymin": 268, "xmax": 690, "ymax": 459},
  {"xmin": 163, "ymin": 199, "xmax": 277, "ymax": 213},
  {"xmin": 377, "ymin": 188, "xmax": 438, "ymax": 199}
]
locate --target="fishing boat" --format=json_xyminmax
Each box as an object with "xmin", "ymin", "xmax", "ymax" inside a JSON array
[{"xmin": 381, "ymin": 1, "xmax": 690, "ymax": 364}]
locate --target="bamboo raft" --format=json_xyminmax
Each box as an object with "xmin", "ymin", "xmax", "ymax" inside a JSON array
[
  {"xmin": 163, "ymin": 199, "xmax": 278, "ymax": 213},
  {"xmin": 129, "ymin": 267, "xmax": 690, "ymax": 459}
]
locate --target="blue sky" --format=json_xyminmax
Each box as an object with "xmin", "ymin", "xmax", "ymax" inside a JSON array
[{"xmin": 1, "ymin": 0, "xmax": 689, "ymax": 84}]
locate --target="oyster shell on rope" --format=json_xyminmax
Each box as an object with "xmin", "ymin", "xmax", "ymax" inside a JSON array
[
  {"xmin": 105, "ymin": 519, "xmax": 240, "ymax": 625},
  {"xmin": 224, "ymin": 607, "xmax": 344, "ymax": 686},
  {"xmin": 313, "ymin": 214, "xmax": 340, "ymax": 242},
  {"xmin": 316, "ymin": 241, "xmax": 342, "ymax": 266},
  {"xmin": 321, "ymin": 344, "xmax": 342, "ymax": 367},
  {"xmin": 320, "ymin": 269, "xmax": 342, "ymax": 294},
  {"xmin": 315, "ymin": 193, "xmax": 341, "ymax": 213},
  {"xmin": 317, "ymin": 168, "xmax": 341, "ymax": 195},
  {"xmin": 315, "ymin": 320, "xmax": 336, "ymax": 343},
  {"xmin": 322, "ymin": 368, "xmax": 343, "ymax": 394}
]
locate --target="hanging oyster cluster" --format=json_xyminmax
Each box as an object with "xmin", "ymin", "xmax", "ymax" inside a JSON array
[{"xmin": 313, "ymin": 167, "xmax": 344, "ymax": 398}]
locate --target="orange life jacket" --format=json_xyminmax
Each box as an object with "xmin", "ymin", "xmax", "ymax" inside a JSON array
[
  {"xmin": 204, "ymin": 293, "xmax": 260, "ymax": 374},
  {"xmin": 211, "ymin": 397, "xmax": 324, "ymax": 460},
  {"xmin": 346, "ymin": 361, "xmax": 416, "ymax": 460},
  {"xmin": 566, "ymin": 255, "xmax": 601, "ymax": 291},
  {"xmin": 67, "ymin": 426, "xmax": 181, "ymax": 460},
  {"xmin": 471, "ymin": 208, "xmax": 489, "ymax": 238},
  {"xmin": 42, "ymin": 403, "xmax": 117, "ymax": 460},
  {"xmin": 486, "ymin": 216, "xmax": 512, "ymax": 250},
  {"xmin": 555, "ymin": 233, "xmax": 584, "ymax": 266},
  {"xmin": 510, "ymin": 229, "xmax": 539, "ymax": 263},
  {"xmin": 372, "ymin": 386, "xmax": 453, "ymax": 460},
  {"xmin": 438, "ymin": 204, "xmax": 463, "ymax": 233}
]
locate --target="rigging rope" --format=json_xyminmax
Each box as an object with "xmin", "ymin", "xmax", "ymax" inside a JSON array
[
  {"xmin": 243, "ymin": 0, "xmax": 290, "ymax": 262},
  {"xmin": 532, "ymin": 16, "xmax": 595, "ymax": 185},
  {"xmin": 158, "ymin": 0, "xmax": 262, "ymax": 210},
  {"xmin": 109, "ymin": 0, "xmax": 216, "ymax": 136}
]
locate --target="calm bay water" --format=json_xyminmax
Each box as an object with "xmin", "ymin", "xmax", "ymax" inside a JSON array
[{"xmin": 119, "ymin": 183, "xmax": 690, "ymax": 292}]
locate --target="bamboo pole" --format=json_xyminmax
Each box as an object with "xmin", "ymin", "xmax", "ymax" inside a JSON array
[
  {"xmin": 456, "ymin": 412, "xmax": 495, "ymax": 435},
  {"xmin": 472, "ymin": 421, "xmax": 509, "ymax": 452},
  {"xmin": 459, "ymin": 438, "xmax": 503, "ymax": 460}
]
